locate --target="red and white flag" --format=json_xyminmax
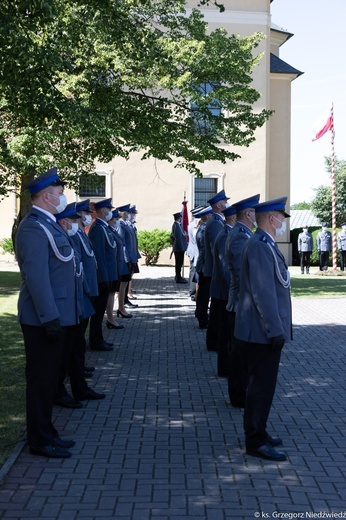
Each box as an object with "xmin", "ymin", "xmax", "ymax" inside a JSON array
[
  {"xmin": 181, "ymin": 199, "xmax": 189, "ymax": 241},
  {"xmin": 312, "ymin": 105, "xmax": 334, "ymax": 141}
]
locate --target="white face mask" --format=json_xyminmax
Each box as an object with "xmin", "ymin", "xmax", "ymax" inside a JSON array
[
  {"xmin": 272, "ymin": 215, "xmax": 286, "ymax": 237},
  {"xmin": 104, "ymin": 210, "xmax": 113, "ymax": 222},
  {"xmin": 47, "ymin": 193, "xmax": 68, "ymax": 214},
  {"xmin": 67, "ymin": 222, "xmax": 79, "ymax": 236},
  {"xmin": 224, "ymin": 202, "xmax": 230, "ymax": 209},
  {"xmin": 83, "ymin": 214, "xmax": 92, "ymax": 227},
  {"xmin": 252, "ymin": 221, "xmax": 258, "ymax": 229}
]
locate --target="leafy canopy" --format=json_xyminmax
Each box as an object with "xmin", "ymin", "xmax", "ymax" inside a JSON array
[
  {"xmin": 311, "ymin": 156, "xmax": 346, "ymax": 227},
  {"xmin": 0, "ymin": 0, "xmax": 271, "ymax": 199}
]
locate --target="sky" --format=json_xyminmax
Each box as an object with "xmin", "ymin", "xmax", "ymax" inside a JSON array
[{"xmin": 270, "ymin": 0, "xmax": 346, "ymax": 204}]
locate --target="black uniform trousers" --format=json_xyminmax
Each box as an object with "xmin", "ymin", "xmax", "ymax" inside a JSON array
[
  {"xmin": 21, "ymin": 324, "xmax": 64, "ymax": 448},
  {"xmin": 319, "ymin": 251, "xmax": 330, "ymax": 270},
  {"xmin": 174, "ymin": 251, "xmax": 185, "ymax": 280},
  {"xmin": 227, "ymin": 311, "xmax": 247, "ymax": 407},
  {"xmin": 206, "ymin": 296, "xmax": 220, "ymax": 351},
  {"xmin": 234, "ymin": 337, "xmax": 283, "ymax": 451},
  {"xmin": 56, "ymin": 323, "xmax": 88, "ymax": 401},
  {"xmin": 300, "ymin": 252, "xmax": 311, "ymax": 273},
  {"xmin": 340, "ymin": 250, "xmax": 346, "ymax": 271},
  {"xmin": 195, "ymin": 272, "xmax": 210, "ymax": 327},
  {"xmin": 89, "ymin": 282, "xmax": 111, "ymax": 347}
]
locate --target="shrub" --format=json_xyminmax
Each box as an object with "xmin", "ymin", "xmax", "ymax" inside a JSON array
[
  {"xmin": 1, "ymin": 238, "xmax": 14, "ymax": 255},
  {"xmin": 137, "ymin": 229, "xmax": 172, "ymax": 266}
]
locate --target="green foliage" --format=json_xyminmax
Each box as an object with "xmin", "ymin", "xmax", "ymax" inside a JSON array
[
  {"xmin": 1, "ymin": 238, "xmax": 14, "ymax": 254},
  {"xmin": 0, "ymin": 0, "xmax": 271, "ymax": 203},
  {"xmin": 137, "ymin": 229, "xmax": 172, "ymax": 265},
  {"xmin": 311, "ymin": 156, "xmax": 346, "ymax": 226},
  {"xmin": 290, "ymin": 201, "xmax": 312, "ymax": 210}
]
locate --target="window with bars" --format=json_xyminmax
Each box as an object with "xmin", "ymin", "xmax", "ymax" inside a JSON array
[
  {"xmin": 194, "ymin": 177, "xmax": 218, "ymax": 207},
  {"xmin": 79, "ymin": 174, "xmax": 106, "ymax": 198}
]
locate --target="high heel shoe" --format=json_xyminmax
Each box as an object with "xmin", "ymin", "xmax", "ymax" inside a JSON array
[
  {"xmin": 106, "ymin": 320, "xmax": 124, "ymax": 330},
  {"xmin": 116, "ymin": 309, "xmax": 133, "ymax": 319}
]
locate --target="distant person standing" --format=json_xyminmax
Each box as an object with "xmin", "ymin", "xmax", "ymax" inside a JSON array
[
  {"xmin": 316, "ymin": 223, "xmax": 332, "ymax": 271},
  {"xmin": 297, "ymin": 225, "xmax": 313, "ymax": 274},
  {"xmin": 171, "ymin": 212, "xmax": 188, "ymax": 283},
  {"xmin": 194, "ymin": 206, "xmax": 213, "ymax": 329},
  {"xmin": 337, "ymin": 222, "xmax": 346, "ymax": 271}
]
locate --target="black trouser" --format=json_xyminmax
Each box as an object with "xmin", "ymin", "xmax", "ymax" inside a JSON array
[
  {"xmin": 21, "ymin": 324, "xmax": 64, "ymax": 447},
  {"xmin": 195, "ymin": 273, "xmax": 210, "ymax": 326},
  {"xmin": 340, "ymin": 250, "xmax": 346, "ymax": 271},
  {"xmin": 216, "ymin": 300, "xmax": 229, "ymax": 376},
  {"xmin": 174, "ymin": 251, "xmax": 185, "ymax": 280},
  {"xmin": 234, "ymin": 337, "xmax": 283, "ymax": 451},
  {"xmin": 227, "ymin": 311, "xmax": 247, "ymax": 406},
  {"xmin": 56, "ymin": 323, "xmax": 88, "ymax": 401},
  {"xmin": 206, "ymin": 297, "xmax": 220, "ymax": 351},
  {"xmin": 89, "ymin": 282, "xmax": 110, "ymax": 347},
  {"xmin": 189, "ymin": 260, "xmax": 197, "ymax": 296},
  {"xmin": 300, "ymin": 251, "xmax": 311, "ymax": 273},
  {"xmin": 319, "ymin": 251, "xmax": 330, "ymax": 270}
]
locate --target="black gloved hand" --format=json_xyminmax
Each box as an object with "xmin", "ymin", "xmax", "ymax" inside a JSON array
[
  {"xmin": 270, "ymin": 334, "xmax": 285, "ymax": 350},
  {"xmin": 43, "ymin": 319, "xmax": 63, "ymax": 344}
]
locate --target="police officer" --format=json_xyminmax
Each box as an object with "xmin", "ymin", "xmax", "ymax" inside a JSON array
[
  {"xmin": 16, "ymin": 167, "xmax": 76, "ymax": 458},
  {"xmin": 203, "ymin": 189, "xmax": 230, "ymax": 351},
  {"xmin": 194, "ymin": 206, "xmax": 213, "ymax": 329},
  {"xmin": 88, "ymin": 198, "xmax": 118, "ymax": 350},
  {"xmin": 316, "ymin": 223, "xmax": 332, "ymax": 271},
  {"xmin": 298, "ymin": 225, "xmax": 313, "ymax": 274},
  {"xmin": 117, "ymin": 204, "xmax": 139, "ymax": 311},
  {"xmin": 225, "ymin": 194, "xmax": 260, "ymax": 408},
  {"xmin": 210, "ymin": 205, "xmax": 236, "ymax": 377},
  {"xmin": 234, "ymin": 197, "xmax": 292, "ymax": 462},
  {"xmin": 337, "ymin": 222, "xmax": 346, "ymax": 271},
  {"xmin": 171, "ymin": 212, "xmax": 188, "ymax": 283}
]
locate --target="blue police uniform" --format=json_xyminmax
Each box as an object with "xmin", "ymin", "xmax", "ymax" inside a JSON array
[
  {"xmin": 16, "ymin": 167, "xmax": 77, "ymax": 455},
  {"xmin": 171, "ymin": 213, "xmax": 188, "ymax": 283},
  {"xmin": 337, "ymin": 223, "xmax": 346, "ymax": 271},
  {"xmin": 194, "ymin": 207, "xmax": 213, "ymax": 328},
  {"xmin": 234, "ymin": 197, "xmax": 292, "ymax": 461}
]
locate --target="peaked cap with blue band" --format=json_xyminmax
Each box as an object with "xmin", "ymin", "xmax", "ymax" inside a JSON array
[
  {"xmin": 94, "ymin": 198, "xmax": 113, "ymax": 210},
  {"xmin": 194, "ymin": 206, "xmax": 213, "ymax": 218},
  {"xmin": 207, "ymin": 189, "xmax": 230, "ymax": 206},
  {"xmin": 222, "ymin": 205, "xmax": 237, "ymax": 217},
  {"xmin": 76, "ymin": 199, "xmax": 94, "ymax": 213},
  {"xmin": 255, "ymin": 197, "xmax": 290, "ymax": 218},
  {"xmin": 173, "ymin": 212, "xmax": 182, "ymax": 219},
  {"xmin": 25, "ymin": 167, "xmax": 66, "ymax": 195},
  {"xmin": 191, "ymin": 205, "xmax": 204, "ymax": 216},
  {"xmin": 232, "ymin": 194, "xmax": 260, "ymax": 212},
  {"xmin": 130, "ymin": 205, "xmax": 138, "ymax": 214},
  {"xmin": 117, "ymin": 204, "xmax": 131, "ymax": 212},
  {"xmin": 112, "ymin": 209, "xmax": 120, "ymax": 218},
  {"xmin": 56, "ymin": 202, "xmax": 82, "ymax": 220}
]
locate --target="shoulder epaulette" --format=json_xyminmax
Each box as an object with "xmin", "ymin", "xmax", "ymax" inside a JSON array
[{"xmin": 259, "ymin": 235, "xmax": 268, "ymax": 243}]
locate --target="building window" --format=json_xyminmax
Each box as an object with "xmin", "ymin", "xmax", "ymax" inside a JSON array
[
  {"xmin": 79, "ymin": 174, "xmax": 106, "ymax": 198},
  {"xmin": 191, "ymin": 82, "xmax": 221, "ymax": 134},
  {"xmin": 194, "ymin": 177, "xmax": 218, "ymax": 207}
]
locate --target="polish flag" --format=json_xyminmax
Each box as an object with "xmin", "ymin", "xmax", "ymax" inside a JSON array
[
  {"xmin": 182, "ymin": 199, "xmax": 189, "ymax": 241},
  {"xmin": 312, "ymin": 106, "xmax": 334, "ymax": 141}
]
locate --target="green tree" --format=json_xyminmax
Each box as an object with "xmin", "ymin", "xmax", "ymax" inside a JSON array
[
  {"xmin": 0, "ymin": 0, "xmax": 271, "ymax": 223},
  {"xmin": 137, "ymin": 229, "xmax": 171, "ymax": 266},
  {"xmin": 290, "ymin": 201, "xmax": 312, "ymax": 210},
  {"xmin": 311, "ymin": 157, "xmax": 346, "ymax": 227}
]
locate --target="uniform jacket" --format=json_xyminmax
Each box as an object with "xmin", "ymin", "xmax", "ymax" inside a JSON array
[
  {"xmin": 337, "ymin": 230, "xmax": 346, "ymax": 251},
  {"xmin": 88, "ymin": 218, "xmax": 118, "ymax": 283},
  {"xmin": 298, "ymin": 232, "xmax": 313, "ymax": 252},
  {"xmin": 316, "ymin": 230, "xmax": 332, "ymax": 252},
  {"xmin": 16, "ymin": 207, "xmax": 79, "ymax": 326},
  {"xmin": 210, "ymin": 225, "xmax": 231, "ymax": 300},
  {"xmin": 203, "ymin": 212, "xmax": 224, "ymax": 277},
  {"xmin": 118, "ymin": 219, "xmax": 139, "ymax": 263},
  {"xmin": 73, "ymin": 228, "xmax": 99, "ymax": 297},
  {"xmin": 234, "ymin": 228, "xmax": 292, "ymax": 344},
  {"xmin": 109, "ymin": 226, "xmax": 130, "ymax": 276},
  {"xmin": 171, "ymin": 221, "xmax": 188, "ymax": 253},
  {"xmin": 195, "ymin": 222, "xmax": 207, "ymax": 274},
  {"xmin": 69, "ymin": 233, "xmax": 95, "ymax": 320},
  {"xmin": 225, "ymin": 222, "xmax": 253, "ymax": 313}
]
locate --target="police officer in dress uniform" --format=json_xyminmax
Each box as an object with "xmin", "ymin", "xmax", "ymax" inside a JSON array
[
  {"xmin": 203, "ymin": 189, "xmax": 230, "ymax": 351},
  {"xmin": 194, "ymin": 206, "xmax": 213, "ymax": 329},
  {"xmin": 225, "ymin": 194, "xmax": 260, "ymax": 408},
  {"xmin": 117, "ymin": 204, "xmax": 139, "ymax": 311},
  {"xmin": 187, "ymin": 206, "xmax": 204, "ymax": 299},
  {"xmin": 337, "ymin": 222, "xmax": 346, "ymax": 271},
  {"xmin": 297, "ymin": 225, "xmax": 313, "ymax": 274},
  {"xmin": 88, "ymin": 198, "xmax": 118, "ymax": 350},
  {"xmin": 316, "ymin": 223, "xmax": 332, "ymax": 271},
  {"xmin": 234, "ymin": 197, "xmax": 292, "ymax": 462},
  {"xmin": 171, "ymin": 212, "xmax": 188, "ymax": 283},
  {"xmin": 127, "ymin": 204, "xmax": 141, "ymax": 302},
  {"xmin": 210, "ymin": 205, "xmax": 237, "ymax": 377},
  {"xmin": 16, "ymin": 167, "xmax": 77, "ymax": 458}
]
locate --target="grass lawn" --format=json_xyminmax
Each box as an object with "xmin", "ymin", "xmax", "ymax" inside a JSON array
[{"xmin": 0, "ymin": 266, "xmax": 345, "ymax": 469}]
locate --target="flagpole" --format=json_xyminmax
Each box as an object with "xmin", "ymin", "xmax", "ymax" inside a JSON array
[{"xmin": 330, "ymin": 104, "xmax": 337, "ymax": 270}]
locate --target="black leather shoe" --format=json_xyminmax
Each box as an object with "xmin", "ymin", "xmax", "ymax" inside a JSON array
[
  {"xmin": 29, "ymin": 445, "xmax": 72, "ymax": 458},
  {"xmin": 268, "ymin": 435, "xmax": 283, "ymax": 447},
  {"xmin": 84, "ymin": 371, "xmax": 93, "ymax": 379},
  {"xmin": 176, "ymin": 278, "xmax": 188, "ymax": 284},
  {"xmin": 246, "ymin": 444, "xmax": 287, "ymax": 461},
  {"xmin": 53, "ymin": 436, "xmax": 76, "ymax": 449},
  {"xmin": 90, "ymin": 343, "xmax": 113, "ymax": 351},
  {"xmin": 84, "ymin": 366, "xmax": 95, "ymax": 372},
  {"xmin": 77, "ymin": 388, "xmax": 106, "ymax": 400},
  {"xmin": 54, "ymin": 395, "xmax": 83, "ymax": 409},
  {"xmin": 125, "ymin": 301, "xmax": 138, "ymax": 308},
  {"xmin": 230, "ymin": 400, "xmax": 245, "ymax": 409}
]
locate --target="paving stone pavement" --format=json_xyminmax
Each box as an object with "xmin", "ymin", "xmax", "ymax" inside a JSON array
[{"xmin": 1, "ymin": 266, "xmax": 346, "ymax": 520}]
